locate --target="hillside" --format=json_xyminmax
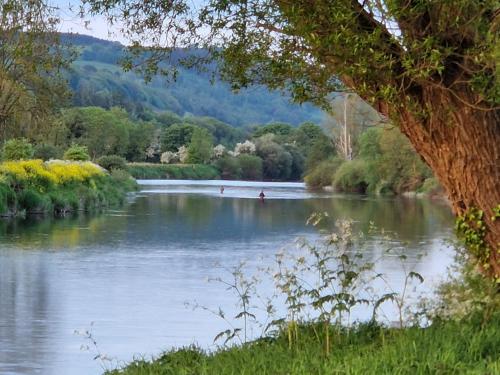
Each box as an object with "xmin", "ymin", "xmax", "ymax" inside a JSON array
[{"xmin": 63, "ymin": 34, "xmax": 323, "ymax": 126}]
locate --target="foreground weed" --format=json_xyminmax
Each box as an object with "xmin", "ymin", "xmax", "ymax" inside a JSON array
[
  {"xmin": 75, "ymin": 322, "xmax": 116, "ymax": 372},
  {"xmin": 194, "ymin": 214, "xmax": 426, "ymax": 356}
]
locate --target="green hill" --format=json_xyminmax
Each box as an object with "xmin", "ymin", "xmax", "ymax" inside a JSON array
[{"xmin": 64, "ymin": 34, "xmax": 323, "ymax": 126}]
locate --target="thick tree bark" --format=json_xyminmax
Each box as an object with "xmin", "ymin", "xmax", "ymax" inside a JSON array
[{"xmin": 396, "ymin": 87, "xmax": 500, "ymax": 277}]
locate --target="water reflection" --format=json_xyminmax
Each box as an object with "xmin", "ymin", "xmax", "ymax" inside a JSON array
[{"xmin": 0, "ymin": 181, "xmax": 454, "ymax": 375}]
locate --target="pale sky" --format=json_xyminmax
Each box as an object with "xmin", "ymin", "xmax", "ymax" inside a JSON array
[
  {"xmin": 51, "ymin": 0, "xmax": 127, "ymax": 43},
  {"xmin": 52, "ymin": 0, "xmax": 205, "ymax": 44}
]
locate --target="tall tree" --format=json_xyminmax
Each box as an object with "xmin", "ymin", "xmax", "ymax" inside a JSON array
[
  {"xmin": 0, "ymin": 0, "xmax": 70, "ymax": 140},
  {"xmin": 83, "ymin": 0, "xmax": 500, "ymax": 277}
]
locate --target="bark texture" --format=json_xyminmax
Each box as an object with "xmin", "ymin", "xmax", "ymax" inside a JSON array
[{"xmin": 396, "ymin": 88, "xmax": 500, "ymax": 276}]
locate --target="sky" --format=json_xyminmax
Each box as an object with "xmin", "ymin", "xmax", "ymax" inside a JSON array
[
  {"xmin": 51, "ymin": 0, "xmax": 205, "ymax": 44},
  {"xmin": 51, "ymin": 0, "xmax": 126, "ymax": 43}
]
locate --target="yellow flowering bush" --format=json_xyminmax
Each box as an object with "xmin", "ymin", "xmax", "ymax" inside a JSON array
[
  {"xmin": 46, "ymin": 161, "xmax": 105, "ymax": 184},
  {"xmin": 0, "ymin": 160, "xmax": 56, "ymax": 186},
  {"xmin": 0, "ymin": 159, "xmax": 134, "ymax": 216},
  {"xmin": 0, "ymin": 159, "xmax": 105, "ymax": 186}
]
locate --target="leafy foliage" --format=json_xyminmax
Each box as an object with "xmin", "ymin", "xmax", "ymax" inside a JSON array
[
  {"xmin": 97, "ymin": 155, "xmax": 127, "ymax": 171},
  {"xmin": 33, "ymin": 144, "xmax": 62, "ymax": 161},
  {"xmin": 2, "ymin": 138, "xmax": 34, "ymax": 161},
  {"xmin": 255, "ymin": 135, "xmax": 293, "ymax": 181},
  {"xmin": 187, "ymin": 128, "xmax": 213, "ymax": 164},
  {"xmin": 215, "ymin": 156, "xmax": 242, "ymax": 180},
  {"xmin": 306, "ymin": 126, "xmax": 432, "ymax": 193},
  {"xmin": 60, "ymin": 107, "xmax": 131, "ymax": 158},
  {"xmin": 161, "ymin": 124, "xmax": 196, "ymax": 152},
  {"xmin": 304, "ymin": 158, "xmax": 343, "ymax": 189},
  {"xmin": 63, "ymin": 145, "xmax": 90, "ymax": 161},
  {"xmin": 237, "ymin": 154, "xmax": 263, "ymax": 181},
  {"xmin": 0, "ymin": 1, "xmax": 71, "ymax": 141}
]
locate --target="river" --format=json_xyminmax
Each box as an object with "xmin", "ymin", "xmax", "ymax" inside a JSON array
[{"xmin": 0, "ymin": 180, "xmax": 454, "ymax": 375}]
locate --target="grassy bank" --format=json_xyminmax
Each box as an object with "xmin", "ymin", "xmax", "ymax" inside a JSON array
[
  {"xmin": 0, "ymin": 160, "xmax": 137, "ymax": 216},
  {"xmin": 127, "ymin": 163, "xmax": 220, "ymax": 180},
  {"xmin": 107, "ymin": 314, "xmax": 499, "ymax": 374}
]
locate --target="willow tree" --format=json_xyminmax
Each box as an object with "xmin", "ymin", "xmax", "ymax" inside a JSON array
[
  {"xmin": 83, "ymin": 0, "xmax": 499, "ymax": 276},
  {"xmin": 0, "ymin": 0, "xmax": 70, "ymax": 141}
]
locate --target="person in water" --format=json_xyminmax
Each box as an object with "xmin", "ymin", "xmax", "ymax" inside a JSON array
[
  {"xmin": 259, "ymin": 189, "xmax": 265, "ymax": 200},
  {"xmin": 220, "ymin": 186, "xmax": 225, "ymax": 194}
]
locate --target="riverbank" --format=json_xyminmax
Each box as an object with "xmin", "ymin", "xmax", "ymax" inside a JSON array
[
  {"xmin": 107, "ymin": 314, "xmax": 499, "ymax": 374},
  {"xmin": 127, "ymin": 163, "xmax": 446, "ymax": 200},
  {"xmin": 0, "ymin": 160, "xmax": 137, "ymax": 217},
  {"xmin": 127, "ymin": 163, "xmax": 220, "ymax": 180}
]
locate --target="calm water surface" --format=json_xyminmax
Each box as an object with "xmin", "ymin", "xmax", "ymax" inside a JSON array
[{"xmin": 0, "ymin": 180, "xmax": 454, "ymax": 375}]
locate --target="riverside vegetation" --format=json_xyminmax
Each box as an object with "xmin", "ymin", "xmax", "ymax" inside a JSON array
[
  {"xmin": 87, "ymin": 217, "xmax": 499, "ymax": 374},
  {"xmin": 0, "ymin": 143, "xmax": 137, "ymax": 217}
]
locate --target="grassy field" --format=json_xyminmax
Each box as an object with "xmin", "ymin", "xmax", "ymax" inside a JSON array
[
  {"xmin": 127, "ymin": 163, "xmax": 220, "ymax": 180},
  {"xmin": 106, "ymin": 314, "xmax": 499, "ymax": 375}
]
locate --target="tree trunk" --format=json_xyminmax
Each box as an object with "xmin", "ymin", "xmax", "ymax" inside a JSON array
[{"xmin": 396, "ymin": 87, "xmax": 500, "ymax": 277}]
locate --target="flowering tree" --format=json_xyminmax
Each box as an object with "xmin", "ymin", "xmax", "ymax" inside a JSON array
[
  {"xmin": 212, "ymin": 144, "xmax": 226, "ymax": 160},
  {"xmin": 160, "ymin": 151, "xmax": 179, "ymax": 164},
  {"xmin": 234, "ymin": 140, "xmax": 256, "ymax": 156}
]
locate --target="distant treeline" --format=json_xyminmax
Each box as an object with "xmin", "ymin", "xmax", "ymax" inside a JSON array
[
  {"xmin": 0, "ymin": 104, "xmax": 438, "ymax": 196},
  {"xmin": 0, "ymin": 105, "xmax": 332, "ymax": 182}
]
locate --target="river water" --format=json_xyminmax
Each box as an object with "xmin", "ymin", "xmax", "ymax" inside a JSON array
[{"xmin": 0, "ymin": 180, "xmax": 454, "ymax": 375}]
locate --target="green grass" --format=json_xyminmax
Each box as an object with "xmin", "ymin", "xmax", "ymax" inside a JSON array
[
  {"xmin": 127, "ymin": 163, "xmax": 220, "ymax": 180},
  {"xmin": 107, "ymin": 314, "xmax": 500, "ymax": 375}
]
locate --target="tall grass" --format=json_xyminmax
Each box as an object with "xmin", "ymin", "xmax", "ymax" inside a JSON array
[{"xmin": 106, "ymin": 315, "xmax": 499, "ymax": 375}]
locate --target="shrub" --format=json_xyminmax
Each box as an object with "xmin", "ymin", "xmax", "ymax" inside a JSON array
[
  {"xmin": 49, "ymin": 190, "xmax": 79, "ymax": 213},
  {"xmin": 45, "ymin": 161, "xmax": 104, "ymax": 184},
  {"xmin": 215, "ymin": 156, "xmax": 242, "ymax": 180},
  {"xmin": 33, "ymin": 144, "xmax": 62, "ymax": 161},
  {"xmin": 0, "ymin": 159, "xmax": 57, "ymax": 189},
  {"xmin": 2, "ymin": 138, "xmax": 34, "ymax": 161},
  {"xmin": 97, "ymin": 155, "xmax": 127, "ymax": 171},
  {"xmin": 160, "ymin": 151, "xmax": 179, "ymax": 164},
  {"xmin": 0, "ymin": 160, "xmax": 135, "ymax": 216},
  {"xmin": 63, "ymin": 145, "xmax": 90, "ymax": 161},
  {"xmin": 0, "ymin": 181, "xmax": 16, "ymax": 215},
  {"xmin": 18, "ymin": 188, "xmax": 53, "ymax": 213},
  {"xmin": 333, "ymin": 159, "xmax": 369, "ymax": 193},
  {"xmin": 237, "ymin": 154, "xmax": 263, "ymax": 180},
  {"xmin": 110, "ymin": 169, "xmax": 138, "ymax": 192},
  {"xmin": 304, "ymin": 158, "xmax": 344, "ymax": 189}
]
